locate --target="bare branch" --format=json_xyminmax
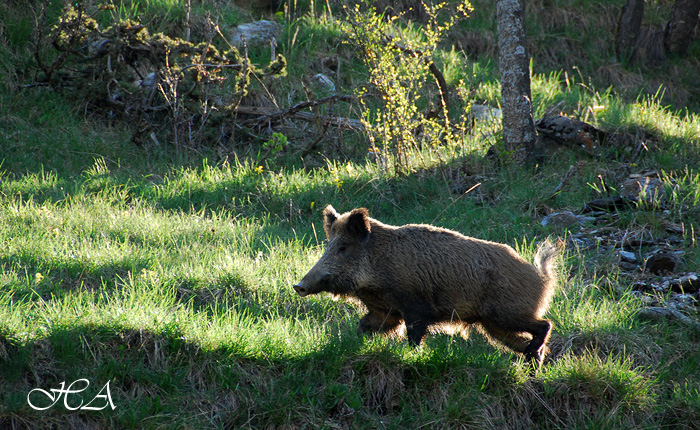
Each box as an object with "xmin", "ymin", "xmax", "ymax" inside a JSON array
[{"xmin": 232, "ymin": 94, "xmax": 363, "ymax": 131}]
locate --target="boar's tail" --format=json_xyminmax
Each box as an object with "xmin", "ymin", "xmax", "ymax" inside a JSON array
[{"xmin": 534, "ymin": 238, "xmax": 562, "ymax": 289}]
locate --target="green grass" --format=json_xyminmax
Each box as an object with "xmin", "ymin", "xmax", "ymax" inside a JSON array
[{"xmin": 2, "ymin": 0, "xmax": 700, "ymax": 428}]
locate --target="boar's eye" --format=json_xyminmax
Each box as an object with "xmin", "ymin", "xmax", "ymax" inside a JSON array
[{"xmin": 338, "ymin": 245, "xmax": 347, "ymax": 254}]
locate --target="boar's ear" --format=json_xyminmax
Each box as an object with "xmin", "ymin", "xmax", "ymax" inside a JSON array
[
  {"xmin": 323, "ymin": 205, "xmax": 339, "ymax": 237},
  {"xmin": 347, "ymin": 208, "xmax": 371, "ymax": 242}
]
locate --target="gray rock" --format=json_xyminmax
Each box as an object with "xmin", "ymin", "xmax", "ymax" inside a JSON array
[
  {"xmin": 619, "ymin": 261, "xmax": 640, "ymax": 272},
  {"xmin": 311, "ymin": 73, "xmax": 335, "ymax": 93},
  {"xmin": 669, "ymin": 273, "xmax": 699, "ymax": 294},
  {"xmin": 620, "ymin": 177, "xmax": 666, "ymax": 204},
  {"xmin": 618, "ymin": 250, "xmax": 637, "ymax": 263},
  {"xmin": 645, "ymin": 253, "xmax": 678, "ymax": 274},
  {"xmin": 228, "ymin": 20, "xmax": 281, "ymax": 47},
  {"xmin": 471, "ymin": 104, "xmax": 502, "ymax": 122},
  {"xmin": 541, "ymin": 211, "xmax": 595, "ymax": 228}
]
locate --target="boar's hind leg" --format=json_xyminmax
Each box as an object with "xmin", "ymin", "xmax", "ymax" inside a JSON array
[
  {"xmin": 480, "ymin": 319, "xmax": 552, "ymax": 365},
  {"xmin": 522, "ymin": 319, "xmax": 553, "ymax": 365},
  {"xmin": 478, "ymin": 321, "xmax": 531, "ymax": 353},
  {"xmin": 358, "ymin": 309, "xmax": 403, "ymax": 335}
]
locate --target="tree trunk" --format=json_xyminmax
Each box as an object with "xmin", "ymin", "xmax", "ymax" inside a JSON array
[
  {"xmin": 664, "ymin": 0, "xmax": 700, "ymax": 55},
  {"xmin": 497, "ymin": 0, "xmax": 536, "ymax": 160},
  {"xmin": 615, "ymin": 0, "xmax": 645, "ymax": 61}
]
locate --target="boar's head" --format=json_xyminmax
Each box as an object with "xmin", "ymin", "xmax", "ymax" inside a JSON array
[{"xmin": 294, "ymin": 205, "xmax": 371, "ymax": 297}]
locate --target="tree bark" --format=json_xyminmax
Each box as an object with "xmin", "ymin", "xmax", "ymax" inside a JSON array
[
  {"xmin": 615, "ymin": 0, "xmax": 645, "ymax": 61},
  {"xmin": 664, "ymin": 0, "xmax": 700, "ymax": 56},
  {"xmin": 497, "ymin": 0, "xmax": 536, "ymax": 159}
]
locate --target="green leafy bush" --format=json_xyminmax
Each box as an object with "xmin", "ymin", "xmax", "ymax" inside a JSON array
[{"xmin": 344, "ymin": 0, "xmax": 472, "ymax": 175}]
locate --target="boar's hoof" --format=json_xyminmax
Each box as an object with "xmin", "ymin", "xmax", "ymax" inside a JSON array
[
  {"xmin": 525, "ymin": 345, "xmax": 548, "ymax": 367},
  {"xmin": 405, "ymin": 320, "xmax": 430, "ymax": 347},
  {"xmin": 357, "ymin": 320, "xmax": 372, "ymax": 335},
  {"xmin": 293, "ymin": 284, "xmax": 308, "ymax": 297}
]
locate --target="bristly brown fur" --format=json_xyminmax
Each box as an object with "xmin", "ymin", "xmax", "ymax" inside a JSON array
[{"xmin": 295, "ymin": 205, "xmax": 562, "ymax": 366}]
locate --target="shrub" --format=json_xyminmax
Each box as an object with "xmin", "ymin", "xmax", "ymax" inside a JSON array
[{"xmin": 344, "ymin": 0, "xmax": 473, "ymax": 176}]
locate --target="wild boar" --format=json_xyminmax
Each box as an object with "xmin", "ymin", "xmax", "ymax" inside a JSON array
[{"xmin": 294, "ymin": 205, "xmax": 561, "ymax": 366}]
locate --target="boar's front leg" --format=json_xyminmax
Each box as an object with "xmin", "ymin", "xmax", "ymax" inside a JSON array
[
  {"xmin": 358, "ymin": 308, "xmax": 403, "ymax": 335},
  {"xmin": 402, "ymin": 311, "xmax": 432, "ymax": 347}
]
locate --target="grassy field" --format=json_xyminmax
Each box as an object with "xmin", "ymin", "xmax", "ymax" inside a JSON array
[{"xmin": 2, "ymin": 0, "xmax": 700, "ymax": 428}]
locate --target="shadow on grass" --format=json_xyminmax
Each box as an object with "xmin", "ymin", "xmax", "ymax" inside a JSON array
[
  {"xmin": 3, "ymin": 320, "xmax": 673, "ymax": 429},
  {"xmin": 0, "ymin": 254, "xmax": 151, "ymax": 302},
  {"xmin": 0, "ymin": 322, "xmax": 510, "ymax": 429}
]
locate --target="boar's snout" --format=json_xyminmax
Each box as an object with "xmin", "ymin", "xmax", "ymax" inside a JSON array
[
  {"xmin": 293, "ymin": 273, "xmax": 332, "ymax": 297},
  {"xmin": 293, "ymin": 283, "xmax": 309, "ymax": 297}
]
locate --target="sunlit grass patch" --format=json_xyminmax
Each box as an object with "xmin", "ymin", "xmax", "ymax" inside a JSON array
[
  {"xmin": 542, "ymin": 352, "xmax": 655, "ymax": 409},
  {"xmin": 550, "ymin": 282, "xmax": 640, "ymax": 335}
]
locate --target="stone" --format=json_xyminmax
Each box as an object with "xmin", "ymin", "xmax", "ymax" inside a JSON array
[
  {"xmin": 620, "ymin": 177, "xmax": 666, "ymax": 205},
  {"xmin": 645, "ymin": 253, "xmax": 678, "ymax": 275},
  {"xmin": 541, "ymin": 211, "xmax": 595, "ymax": 228},
  {"xmin": 669, "ymin": 273, "xmax": 699, "ymax": 294},
  {"xmin": 310, "ymin": 73, "xmax": 336, "ymax": 94},
  {"xmin": 618, "ymin": 250, "xmax": 637, "ymax": 263},
  {"xmin": 228, "ymin": 20, "xmax": 281, "ymax": 47},
  {"xmin": 471, "ymin": 104, "xmax": 502, "ymax": 122},
  {"xmin": 581, "ymin": 195, "xmax": 631, "ymax": 213},
  {"xmin": 619, "ymin": 261, "xmax": 640, "ymax": 272}
]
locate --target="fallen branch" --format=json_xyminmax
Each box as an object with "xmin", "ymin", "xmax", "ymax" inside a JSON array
[
  {"xmin": 231, "ymin": 95, "xmax": 365, "ymax": 131},
  {"xmin": 546, "ymin": 163, "xmax": 581, "ymax": 200},
  {"xmin": 301, "ymin": 116, "xmax": 332, "ymax": 157},
  {"xmin": 637, "ymin": 306, "xmax": 700, "ymax": 331},
  {"xmin": 241, "ymin": 94, "xmax": 355, "ymax": 123}
]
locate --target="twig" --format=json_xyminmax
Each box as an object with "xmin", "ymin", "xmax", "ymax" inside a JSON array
[
  {"xmin": 231, "ymin": 106, "xmax": 364, "ymax": 131},
  {"xmin": 542, "ymin": 101, "xmax": 564, "ymax": 118},
  {"xmin": 180, "ymin": 63, "xmax": 244, "ymax": 72},
  {"xmin": 391, "ymin": 40, "xmax": 449, "ymax": 124},
  {"xmin": 301, "ymin": 115, "xmax": 332, "ymax": 157},
  {"xmin": 20, "ymin": 83, "xmax": 51, "ymax": 89},
  {"xmin": 431, "ymin": 182, "xmax": 481, "ymax": 224},
  {"xmin": 638, "ymin": 307, "xmax": 700, "ymax": 331},
  {"xmin": 240, "ymin": 94, "xmax": 356, "ymax": 125},
  {"xmin": 546, "ymin": 163, "xmax": 580, "ymax": 200},
  {"xmin": 231, "ymin": 95, "xmax": 365, "ymax": 131}
]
